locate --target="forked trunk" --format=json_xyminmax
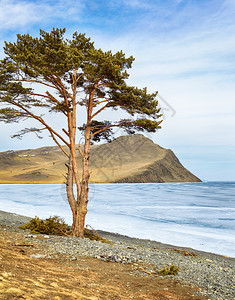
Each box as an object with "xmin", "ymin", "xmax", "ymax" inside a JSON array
[
  {"xmin": 75, "ymin": 126, "xmax": 91, "ymax": 237},
  {"xmin": 66, "ymin": 151, "xmax": 89, "ymax": 238},
  {"xmin": 66, "ymin": 81, "xmax": 91, "ymax": 237},
  {"xmin": 66, "ymin": 155, "xmax": 85, "ymax": 237},
  {"xmin": 69, "ymin": 181, "xmax": 88, "ymax": 237}
]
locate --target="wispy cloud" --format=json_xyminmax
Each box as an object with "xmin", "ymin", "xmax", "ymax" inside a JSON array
[
  {"xmin": 0, "ymin": 0, "xmax": 40, "ymax": 29},
  {"xmin": 0, "ymin": 0, "xmax": 84, "ymax": 30},
  {"xmin": 96, "ymin": 1, "xmax": 235, "ymax": 86},
  {"xmin": 0, "ymin": 0, "xmax": 234, "ymax": 179}
]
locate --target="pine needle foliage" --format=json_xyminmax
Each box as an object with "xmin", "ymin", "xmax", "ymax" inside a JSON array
[{"xmin": 0, "ymin": 27, "xmax": 162, "ymax": 142}]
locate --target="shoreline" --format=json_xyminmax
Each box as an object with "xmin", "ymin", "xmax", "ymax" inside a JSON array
[
  {"xmin": 0, "ymin": 223, "xmax": 206, "ymax": 300},
  {"xmin": 1, "ymin": 209, "xmax": 234, "ymax": 260},
  {"xmin": 0, "ymin": 209, "xmax": 234, "ymax": 299},
  {"xmin": 0, "ymin": 209, "xmax": 233, "ymax": 260}
]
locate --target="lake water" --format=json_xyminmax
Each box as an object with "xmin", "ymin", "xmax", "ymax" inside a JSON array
[{"xmin": 0, "ymin": 182, "xmax": 234, "ymax": 257}]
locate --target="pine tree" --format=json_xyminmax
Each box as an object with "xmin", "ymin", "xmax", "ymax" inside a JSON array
[{"xmin": 0, "ymin": 28, "xmax": 162, "ymax": 237}]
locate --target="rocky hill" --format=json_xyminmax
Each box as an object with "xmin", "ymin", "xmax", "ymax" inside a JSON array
[{"xmin": 0, "ymin": 134, "xmax": 201, "ymax": 183}]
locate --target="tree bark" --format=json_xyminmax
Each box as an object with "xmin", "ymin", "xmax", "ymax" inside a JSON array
[
  {"xmin": 66, "ymin": 156, "xmax": 79, "ymax": 236},
  {"xmin": 66, "ymin": 76, "xmax": 93, "ymax": 237},
  {"xmin": 76, "ymin": 125, "xmax": 91, "ymax": 237},
  {"xmin": 67, "ymin": 92, "xmax": 85, "ymax": 236},
  {"xmin": 66, "ymin": 155, "xmax": 87, "ymax": 237},
  {"xmin": 66, "ymin": 118, "xmax": 90, "ymax": 237}
]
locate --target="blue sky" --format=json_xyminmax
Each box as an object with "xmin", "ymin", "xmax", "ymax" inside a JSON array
[{"xmin": 0, "ymin": 0, "xmax": 235, "ymax": 181}]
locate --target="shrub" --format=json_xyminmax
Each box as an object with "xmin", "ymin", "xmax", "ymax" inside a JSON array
[
  {"xmin": 157, "ymin": 265, "xmax": 180, "ymax": 276},
  {"xmin": 19, "ymin": 216, "xmax": 72, "ymax": 236},
  {"xmin": 19, "ymin": 216, "xmax": 111, "ymax": 243}
]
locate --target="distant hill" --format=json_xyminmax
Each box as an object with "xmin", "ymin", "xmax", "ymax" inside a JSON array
[{"xmin": 0, "ymin": 134, "xmax": 201, "ymax": 183}]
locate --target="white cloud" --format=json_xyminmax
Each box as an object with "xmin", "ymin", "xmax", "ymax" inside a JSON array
[
  {"xmin": 0, "ymin": 0, "xmax": 234, "ymax": 180},
  {"xmin": 0, "ymin": 0, "xmax": 84, "ymax": 30},
  {"xmin": 0, "ymin": 0, "xmax": 39, "ymax": 29}
]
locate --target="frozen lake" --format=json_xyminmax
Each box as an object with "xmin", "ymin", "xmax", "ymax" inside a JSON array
[{"xmin": 0, "ymin": 182, "xmax": 234, "ymax": 257}]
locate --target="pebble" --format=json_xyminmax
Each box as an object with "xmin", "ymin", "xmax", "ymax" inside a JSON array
[
  {"xmin": 0, "ymin": 210, "xmax": 234, "ymax": 300},
  {"xmin": 71, "ymin": 257, "xmax": 77, "ymax": 261},
  {"xmin": 23, "ymin": 231, "xmax": 235, "ymax": 300},
  {"xmin": 30, "ymin": 254, "xmax": 49, "ymax": 259}
]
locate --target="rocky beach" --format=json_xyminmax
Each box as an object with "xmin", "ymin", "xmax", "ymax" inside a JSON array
[{"xmin": 0, "ymin": 210, "xmax": 234, "ymax": 299}]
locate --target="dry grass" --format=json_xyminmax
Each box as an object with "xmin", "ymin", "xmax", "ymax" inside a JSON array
[
  {"xmin": 0, "ymin": 135, "xmax": 200, "ymax": 183},
  {"xmin": 0, "ymin": 227, "xmax": 206, "ymax": 300}
]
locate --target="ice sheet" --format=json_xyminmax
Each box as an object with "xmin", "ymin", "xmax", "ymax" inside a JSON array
[{"xmin": 0, "ymin": 182, "xmax": 234, "ymax": 257}]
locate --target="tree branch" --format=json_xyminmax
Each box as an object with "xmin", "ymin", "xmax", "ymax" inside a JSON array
[
  {"xmin": 78, "ymin": 146, "xmax": 84, "ymax": 158},
  {"xmin": 54, "ymin": 75, "xmax": 73, "ymax": 102},
  {"xmin": 72, "ymin": 70, "xmax": 77, "ymax": 108},
  {"xmin": 50, "ymin": 131, "xmax": 69, "ymax": 157},
  {"xmin": 28, "ymin": 92, "xmax": 52, "ymax": 100},
  {"xmin": 75, "ymin": 72, "xmax": 84, "ymax": 83},
  {"xmin": 62, "ymin": 128, "xmax": 69, "ymax": 136},
  {"xmin": 91, "ymin": 103, "xmax": 109, "ymax": 119},
  {"xmin": 88, "ymin": 79, "xmax": 101, "ymax": 120},
  {"xmin": 45, "ymin": 91, "xmax": 63, "ymax": 105},
  {"xmin": 15, "ymin": 78, "xmax": 55, "ymax": 89},
  {"xmin": 45, "ymin": 74, "xmax": 72, "ymax": 103},
  {"xmin": 92, "ymin": 99, "xmax": 110, "ymax": 108},
  {"xmin": 7, "ymin": 98, "xmax": 70, "ymax": 148},
  {"xmin": 90, "ymin": 124, "xmax": 119, "ymax": 138}
]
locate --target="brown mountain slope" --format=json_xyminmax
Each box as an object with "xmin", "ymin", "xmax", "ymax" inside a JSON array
[{"xmin": 0, "ymin": 134, "xmax": 201, "ymax": 183}]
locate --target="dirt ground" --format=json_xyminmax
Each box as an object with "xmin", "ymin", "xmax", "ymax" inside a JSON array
[{"xmin": 0, "ymin": 228, "xmax": 207, "ymax": 300}]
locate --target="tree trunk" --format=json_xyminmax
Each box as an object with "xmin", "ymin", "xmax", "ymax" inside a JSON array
[
  {"xmin": 71, "ymin": 209, "xmax": 84, "ymax": 237},
  {"xmin": 66, "ymin": 156, "xmax": 78, "ymax": 236},
  {"xmin": 77, "ymin": 126, "xmax": 91, "ymax": 237},
  {"xmin": 66, "ymin": 158, "xmax": 86, "ymax": 237},
  {"xmin": 66, "ymin": 149, "xmax": 89, "ymax": 238},
  {"xmin": 66, "ymin": 77, "xmax": 92, "ymax": 237},
  {"xmin": 67, "ymin": 98, "xmax": 86, "ymax": 236}
]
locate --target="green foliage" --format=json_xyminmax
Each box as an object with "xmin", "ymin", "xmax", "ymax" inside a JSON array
[
  {"xmin": 141, "ymin": 265, "xmax": 180, "ymax": 277},
  {"xmin": 156, "ymin": 265, "xmax": 180, "ymax": 276},
  {"xmin": 78, "ymin": 120, "xmax": 114, "ymax": 143},
  {"xmin": 0, "ymin": 27, "xmax": 162, "ymax": 141},
  {"xmin": 19, "ymin": 216, "xmax": 111, "ymax": 243},
  {"xmin": 19, "ymin": 216, "xmax": 72, "ymax": 235}
]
